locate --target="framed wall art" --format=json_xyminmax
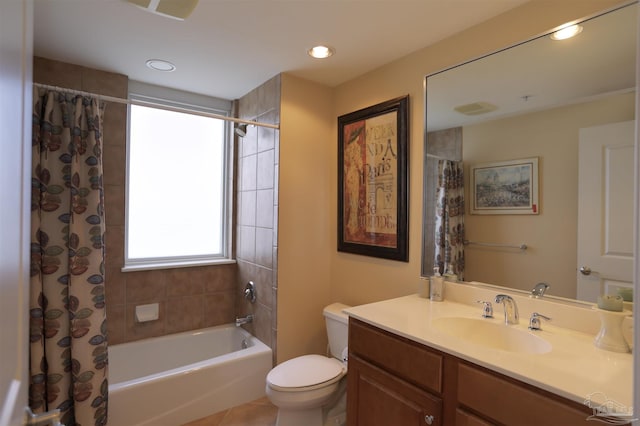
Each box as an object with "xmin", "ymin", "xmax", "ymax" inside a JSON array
[
  {"xmin": 470, "ymin": 157, "xmax": 539, "ymax": 215},
  {"xmin": 337, "ymin": 95, "xmax": 409, "ymax": 261}
]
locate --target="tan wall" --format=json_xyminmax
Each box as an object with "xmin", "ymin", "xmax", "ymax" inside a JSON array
[
  {"xmin": 277, "ymin": 74, "xmax": 334, "ymax": 363},
  {"xmin": 328, "ymin": 0, "xmax": 626, "ymax": 305},
  {"xmin": 463, "ymin": 92, "xmax": 635, "ymax": 298}
]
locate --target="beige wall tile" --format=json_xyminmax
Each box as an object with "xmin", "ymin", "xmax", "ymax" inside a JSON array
[
  {"xmin": 81, "ymin": 67, "xmax": 127, "ymax": 98},
  {"xmin": 104, "ymin": 225, "xmax": 124, "ymax": 269},
  {"xmin": 255, "ymin": 227, "xmax": 273, "ymax": 269},
  {"xmin": 102, "ymin": 143, "xmax": 126, "ymax": 186},
  {"xmin": 202, "ymin": 265, "xmax": 236, "ymax": 293},
  {"xmin": 126, "ymin": 269, "xmax": 167, "ymax": 303},
  {"xmin": 33, "ymin": 57, "xmax": 82, "ymax": 90},
  {"xmin": 255, "ymin": 190, "xmax": 273, "ymax": 229},
  {"xmin": 105, "ymin": 265, "xmax": 126, "ymax": 306},
  {"xmin": 106, "ymin": 303, "xmax": 126, "ymax": 345},
  {"xmin": 125, "ymin": 302, "xmax": 166, "ymax": 342},
  {"xmin": 256, "ymin": 150, "xmax": 274, "ymax": 190},
  {"xmin": 104, "ymin": 184, "xmax": 125, "ymax": 226},
  {"xmin": 203, "ymin": 292, "xmax": 235, "ymax": 327},
  {"xmin": 237, "ymin": 75, "xmax": 280, "ymax": 356},
  {"xmin": 166, "ymin": 296, "xmax": 204, "ymax": 333}
]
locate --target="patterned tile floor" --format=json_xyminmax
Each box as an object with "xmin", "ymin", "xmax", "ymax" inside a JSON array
[{"xmin": 182, "ymin": 397, "xmax": 278, "ymax": 426}]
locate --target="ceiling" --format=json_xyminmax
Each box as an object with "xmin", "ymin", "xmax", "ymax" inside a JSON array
[
  {"xmin": 33, "ymin": 0, "xmax": 529, "ymax": 101},
  {"xmin": 426, "ymin": 2, "xmax": 638, "ymax": 131}
]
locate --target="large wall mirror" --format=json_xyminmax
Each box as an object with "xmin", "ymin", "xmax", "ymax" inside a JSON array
[{"xmin": 422, "ymin": 2, "xmax": 637, "ymax": 304}]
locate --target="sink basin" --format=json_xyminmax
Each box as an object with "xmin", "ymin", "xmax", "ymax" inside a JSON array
[{"xmin": 432, "ymin": 317, "xmax": 552, "ymax": 354}]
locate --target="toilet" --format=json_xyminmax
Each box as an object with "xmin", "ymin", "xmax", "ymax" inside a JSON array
[{"xmin": 266, "ymin": 303, "xmax": 350, "ymax": 426}]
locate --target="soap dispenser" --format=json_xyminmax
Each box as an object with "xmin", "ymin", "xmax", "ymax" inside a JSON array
[{"xmin": 430, "ymin": 266, "xmax": 444, "ymax": 302}]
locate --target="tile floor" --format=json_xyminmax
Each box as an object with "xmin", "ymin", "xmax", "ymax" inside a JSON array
[{"xmin": 182, "ymin": 397, "xmax": 278, "ymax": 426}]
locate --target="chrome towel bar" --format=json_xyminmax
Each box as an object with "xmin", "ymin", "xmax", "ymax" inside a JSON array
[{"xmin": 463, "ymin": 240, "xmax": 527, "ymax": 250}]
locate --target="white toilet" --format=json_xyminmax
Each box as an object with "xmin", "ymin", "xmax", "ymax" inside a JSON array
[{"xmin": 266, "ymin": 303, "xmax": 350, "ymax": 426}]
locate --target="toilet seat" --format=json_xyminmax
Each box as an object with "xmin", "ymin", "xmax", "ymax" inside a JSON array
[{"xmin": 267, "ymin": 354, "xmax": 346, "ymax": 392}]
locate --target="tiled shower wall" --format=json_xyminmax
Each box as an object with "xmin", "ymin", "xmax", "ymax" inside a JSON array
[
  {"xmin": 235, "ymin": 76, "xmax": 280, "ymax": 362},
  {"xmin": 33, "ymin": 57, "xmax": 237, "ymax": 345}
]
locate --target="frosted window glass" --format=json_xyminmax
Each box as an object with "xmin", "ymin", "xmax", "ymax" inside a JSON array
[{"xmin": 126, "ymin": 103, "xmax": 229, "ymax": 267}]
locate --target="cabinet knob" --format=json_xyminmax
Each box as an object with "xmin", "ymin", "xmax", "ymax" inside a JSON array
[{"xmin": 424, "ymin": 414, "xmax": 434, "ymax": 425}]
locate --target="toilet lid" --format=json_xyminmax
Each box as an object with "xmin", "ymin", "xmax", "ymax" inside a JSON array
[{"xmin": 267, "ymin": 354, "xmax": 345, "ymax": 390}]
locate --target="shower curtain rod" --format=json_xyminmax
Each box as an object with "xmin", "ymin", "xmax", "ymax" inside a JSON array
[{"xmin": 32, "ymin": 83, "xmax": 280, "ymax": 130}]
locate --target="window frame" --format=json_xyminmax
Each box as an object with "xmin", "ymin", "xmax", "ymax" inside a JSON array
[{"xmin": 122, "ymin": 82, "xmax": 235, "ymax": 272}]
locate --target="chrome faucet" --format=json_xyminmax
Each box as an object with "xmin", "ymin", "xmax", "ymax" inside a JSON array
[
  {"xmin": 494, "ymin": 294, "xmax": 519, "ymax": 325},
  {"xmin": 528, "ymin": 312, "xmax": 551, "ymax": 331},
  {"xmin": 235, "ymin": 314, "xmax": 253, "ymax": 327},
  {"xmin": 531, "ymin": 282, "xmax": 550, "ymax": 298}
]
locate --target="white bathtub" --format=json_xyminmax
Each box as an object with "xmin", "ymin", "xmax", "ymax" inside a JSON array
[{"xmin": 108, "ymin": 324, "xmax": 272, "ymax": 426}]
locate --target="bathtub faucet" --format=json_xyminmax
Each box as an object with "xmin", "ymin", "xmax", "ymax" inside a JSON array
[{"xmin": 235, "ymin": 314, "xmax": 253, "ymax": 327}]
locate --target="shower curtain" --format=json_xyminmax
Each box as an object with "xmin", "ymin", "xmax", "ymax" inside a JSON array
[
  {"xmin": 434, "ymin": 159, "xmax": 465, "ymax": 280},
  {"xmin": 29, "ymin": 89, "xmax": 109, "ymax": 426}
]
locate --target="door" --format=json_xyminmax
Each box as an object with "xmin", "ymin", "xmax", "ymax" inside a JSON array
[
  {"xmin": 0, "ymin": 1, "xmax": 32, "ymax": 425},
  {"xmin": 577, "ymin": 120, "xmax": 635, "ymax": 302}
]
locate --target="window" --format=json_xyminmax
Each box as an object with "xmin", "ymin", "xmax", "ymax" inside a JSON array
[{"xmin": 124, "ymin": 84, "xmax": 233, "ymax": 270}]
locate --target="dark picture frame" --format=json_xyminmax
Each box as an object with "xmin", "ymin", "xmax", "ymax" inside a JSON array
[{"xmin": 337, "ymin": 95, "xmax": 409, "ymax": 261}]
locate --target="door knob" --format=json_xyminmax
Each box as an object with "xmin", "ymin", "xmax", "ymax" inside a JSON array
[{"xmin": 579, "ymin": 266, "xmax": 593, "ymax": 276}]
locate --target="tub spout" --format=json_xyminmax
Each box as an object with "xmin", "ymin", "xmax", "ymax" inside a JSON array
[{"xmin": 235, "ymin": 314, "xmax": 253, "ymax": 327}]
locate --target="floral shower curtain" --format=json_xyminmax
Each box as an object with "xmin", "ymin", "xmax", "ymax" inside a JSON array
[
  {"xmin": 29, "ymin": 90, "xmax": 109, "ymax": 426},
  {"xmin": 434, "ymin": 159, "xmax": 465, "ymax": 280}
]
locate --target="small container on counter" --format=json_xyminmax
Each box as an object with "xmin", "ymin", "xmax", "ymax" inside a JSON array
[
  {"xmin": 430, "ymin": 266, "xmax": 444, "ymax": 302},
  {"xmin": 418, "ymin": 277, "xmax": 430, "ymax": 298}
]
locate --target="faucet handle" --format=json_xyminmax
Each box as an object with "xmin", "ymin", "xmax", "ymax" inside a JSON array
[
  {"xmin": 476, "ymin": 300, "xmax": 493, "ymax": 318},
  {"xmin": 528, "ymin": 312, "xmax": 551, "ymax": 331}
]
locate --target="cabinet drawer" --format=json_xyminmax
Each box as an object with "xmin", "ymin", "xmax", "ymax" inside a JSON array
[
  {"xmin": 349, "ymin": 319, "xmax": 443, "ymax": 394},
  {"xmin": 457, "ymin": 362, "xmax": 595, "ymax": 426}
]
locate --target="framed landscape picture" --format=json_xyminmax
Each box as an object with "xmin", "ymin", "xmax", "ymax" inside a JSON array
[{"xmin": 470, "ymin": 157, "xmax": 539, "ymax": 215}]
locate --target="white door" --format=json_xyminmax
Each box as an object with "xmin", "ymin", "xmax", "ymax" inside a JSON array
[
  {"xmin": 0, "ymin": 1, "xmax": 32, "ymax": 425},
  {"xmin": 577, "ymin": 120, "xmax": 635, "ymax": 302}
]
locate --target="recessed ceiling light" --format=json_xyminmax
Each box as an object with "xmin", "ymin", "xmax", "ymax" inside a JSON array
[
  {"xmin": 145, "ymin": 59, "xmax": 176, "ymax": 72},
  {"xmin": 308, "ymin": 45, "xmax": 335, "ymax": 59},
  {"xmin": 550, "ymin": 24, "xmax": 583, "ymax": 41}
]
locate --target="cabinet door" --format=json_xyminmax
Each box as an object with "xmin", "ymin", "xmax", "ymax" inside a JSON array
[
  {"xmin": 455, "ymin": 408, "xmax": 496, "ymax": 426},
  {"xmin": 347, "ymin": 355, "xmax": 442, "ymax": 426}
]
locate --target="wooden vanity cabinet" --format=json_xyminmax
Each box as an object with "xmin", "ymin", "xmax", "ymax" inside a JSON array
[
  {"xmin": 347, "ymin": 318, "xmax": 612, "ymax": 426},
  {"xmin": 347, "ymin": 318, "xmax": 444, "ymax": 425}
]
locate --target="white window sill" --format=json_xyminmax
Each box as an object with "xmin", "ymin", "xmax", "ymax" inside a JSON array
[{"xmin": 121, "ymin": 258, "xmax": 236, "ymax": 272}]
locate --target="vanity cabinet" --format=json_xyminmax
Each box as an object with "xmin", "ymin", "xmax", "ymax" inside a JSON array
[
  {"xmin": 347, "ymin": 318, "xmax": 443, "ymax": 425},
  {"xmin": 347, "ymin": 318, "xmax": 615, "ymax": 426}
]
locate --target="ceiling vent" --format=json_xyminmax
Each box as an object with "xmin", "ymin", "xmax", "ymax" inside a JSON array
[
  {"xmin": 454, "ymin": 102, "xmax": 498, "ymax": 116},
  {"xmin": 124, "ymin": 0, "xmax": 198, "ymax": 20}
]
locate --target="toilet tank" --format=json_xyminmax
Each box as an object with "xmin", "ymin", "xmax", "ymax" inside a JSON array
[{"xmin": 323, "ymin": 303, "xmax": 350, "ymax": 360}]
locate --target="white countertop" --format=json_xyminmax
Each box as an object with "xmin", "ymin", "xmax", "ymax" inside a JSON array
[{"xmin": 345, "ymin": 289, "xmax": 633, "ymax": 412}]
